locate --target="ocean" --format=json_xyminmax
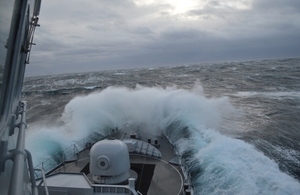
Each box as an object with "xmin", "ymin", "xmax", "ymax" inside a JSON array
[{"xmin": 23, "ymin": 58, "xmax": 300, "ymax": 194}]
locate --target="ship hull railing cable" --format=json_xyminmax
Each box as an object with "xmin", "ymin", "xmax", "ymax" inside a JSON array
[{"xmin": 34, "ymin": 128, "xmax": 119, "ymax": 178}]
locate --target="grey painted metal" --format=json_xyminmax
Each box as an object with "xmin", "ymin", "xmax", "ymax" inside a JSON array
[
  {"xmin": 26, "ymin": 150, "xmax": 38, "ymax": 195},
  {"xmin": 34, "ymin": 131, "xmax": 118, "ymax": 179},
  {"xmin": 35, "ymin": 168, "xmax": 50, "ymax": 195},
  {"xmin": 45, "ymin": 134, "xmax": 187, "ymax": 195},
  {"xmin": 38, "ymin": 172, "xmax": 139, "ymax": 195},
  {"xmin": 123, "ymin": 138, "xmax": 162, "ymax": 158},
  {"xmin": 9, "ymin": 101, "xmax": 28, "ymax": 195},
  {"xmin": 0, "ymin": 0, "xmax": 42, "ymax": 193}
]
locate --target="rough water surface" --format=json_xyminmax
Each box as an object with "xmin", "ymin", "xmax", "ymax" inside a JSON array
[{"xmin": 23, "ymin": 58, "xmax": 300, "ymax": 194}]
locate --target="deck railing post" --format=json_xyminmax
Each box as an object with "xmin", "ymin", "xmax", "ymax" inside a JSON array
[
  {"xmin": 34, "ymin": 133, "xmax": 110, "ymax": 176},
  {"xmin": 62, "ymin": 152, "xmax": 65, "ymax": 171},
  {"xmin": 83, "ymin": 138, "xmax": 85, "ymax": 150}
]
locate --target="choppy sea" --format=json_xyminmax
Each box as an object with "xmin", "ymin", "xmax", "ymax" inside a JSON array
[{"xmin": 23, "ymin": 58, "xmax": 300, "ymax": 194}]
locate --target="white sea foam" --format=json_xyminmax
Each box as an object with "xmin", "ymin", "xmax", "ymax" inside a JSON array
[
  {"xmin": 235, "ymin": 91, "xmax": 300, "ymax": 100},
  {"xmin": 26, "ymin": 84, "xmax": 300, "ymax": 194},
  {"xmin": 173, "ymin": 129, "xmax": 300, "ymax": 194}
]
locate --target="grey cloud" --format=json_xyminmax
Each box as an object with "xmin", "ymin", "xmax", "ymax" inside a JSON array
[
  {"xmin": 253, "ymin": 0, "xmax": 300, "ymax": 11},
  {"xmin": 26, "ymin": 0, "xmax": 300, "ymax": 76},
  {"xmin": 161, "ymin": 29, "xmax": 206, "ymax": 40}
]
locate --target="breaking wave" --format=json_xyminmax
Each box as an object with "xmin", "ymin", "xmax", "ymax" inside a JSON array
[{"xmin": 26, "ymin": 84, "xmax": 300, "ymax": 194}]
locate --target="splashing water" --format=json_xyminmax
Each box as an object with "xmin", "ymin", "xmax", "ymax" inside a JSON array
[{"xmin": 26, "ymin": 85, "xmax": 300, "ymax": 194}]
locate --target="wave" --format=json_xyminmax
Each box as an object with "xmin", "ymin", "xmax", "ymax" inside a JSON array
[
  {"xmin": 26, "ymin": 84, "xmax": 300, "ymax": 194},
  {"xmin": 165, "ymin": 121, "xmax": 300, "ymax": 194},
  {"xmin": 23, "ymin": 86, "xmax": 103, "ymax": 96}
]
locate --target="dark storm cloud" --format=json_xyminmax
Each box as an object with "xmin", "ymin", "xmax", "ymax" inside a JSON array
[{"xmin": 26, "ymin": 0, "xmax": 300, "ymax": 76}]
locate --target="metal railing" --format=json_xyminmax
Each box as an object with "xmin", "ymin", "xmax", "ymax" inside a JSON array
[
  {"xmin": 92, "ymin": 178, "xmax": 138, "ymax": 195},
  {"xmin": 34, "ymin": 130, "xmax": 117, "ymax": 179},
  {"xmin": 34, "ymin": 168, "xmax": 49, "ymax": 195}
]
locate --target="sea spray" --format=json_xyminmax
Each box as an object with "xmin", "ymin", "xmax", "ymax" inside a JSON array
[
  {"xmin": 26, "ymin": 84, "xmax": 300, "ymax": 194},
  {"xmin": 26, "ymin": 84, "xmax": 226, "ymax": 165},
  {"xmin": 26, "ymin": 126, "xmax": 71, "ymax": 165},
  {"xmin": 166, "ymin": 122, "xmax": 300, "ymax": 194}
]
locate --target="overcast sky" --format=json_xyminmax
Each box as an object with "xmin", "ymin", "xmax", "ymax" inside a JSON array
[{"xmin": 26, "ymin": 0, "xmax": 300, "ymax": 76}]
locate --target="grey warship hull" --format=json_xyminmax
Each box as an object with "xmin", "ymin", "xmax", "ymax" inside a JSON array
[{"xmin": 35, "ymin": 131, "xmax": 193, "ymax": 195}]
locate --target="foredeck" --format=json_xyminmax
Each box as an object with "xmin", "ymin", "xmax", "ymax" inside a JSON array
[
  {"xmin": 40, "ymin": 135, "xmax": 184, "ymax": 195},
  {"xmin": 130, "ymin": 155, "xmax": 183, "ymax": 195}
]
